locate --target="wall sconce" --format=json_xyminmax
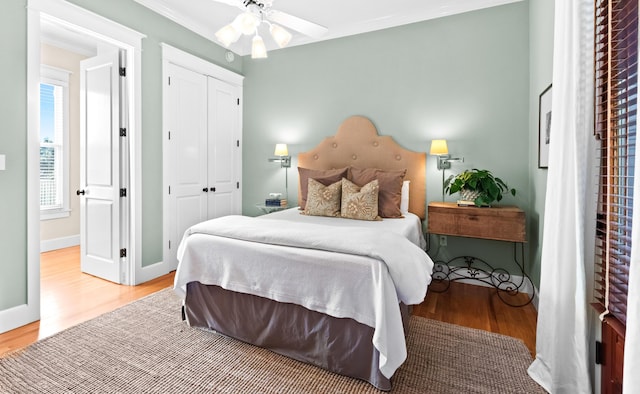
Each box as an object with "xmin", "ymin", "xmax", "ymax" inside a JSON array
[
  {"xmin": 430, "ymin": 139, "xmax": 464, "ymax": 201},
  {"xmin": 268, "ymin": 143, "xmax": 291, "ymax": 201},
  {"xmin": 269, "ymin": 143, "xmax": 291, "ymax": 168},
  {"xmin": 430, "ymin": 139, "xmax": 450, "ymax": 170}
]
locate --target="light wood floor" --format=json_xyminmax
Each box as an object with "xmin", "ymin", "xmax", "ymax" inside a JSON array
[{"xmin": 0, "ymin": 246, "xmax": 537, "ymax": 357}]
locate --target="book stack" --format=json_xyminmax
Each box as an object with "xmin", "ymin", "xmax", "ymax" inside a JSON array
[
  {"xmin": 457, "ymin": 200, "xmax": 490, "ymax": 207},
  {"xmin": 265, "ymin": 193, "xmax": 287, "ymax": 207},
  {"xmin": 265, "ymin": 198, "xmax": 282, "ymax": 206}
]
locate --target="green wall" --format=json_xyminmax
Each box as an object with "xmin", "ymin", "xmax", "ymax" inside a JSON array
[
  {"xmin": 528, "ymin": 0, "xmax": 555, "ymax": 288},
  {"xmin": 0, "ymin": 0, "xmax": 243, "ymax": 310},
  {"xmin": 242, "ymin": 3, "xmax": 531, "ymax": 276},
  {"xmin": 0, "ymin": 0, "xmax": 29, "ymax": 310}
]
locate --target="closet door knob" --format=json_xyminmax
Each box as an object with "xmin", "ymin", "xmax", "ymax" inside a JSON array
[
  {"xmin": 210, "ymin": 187, "xmax": 216, "ymax": 192},
  {"xmin": 76, "ymin": 189, "xmax": 86, "ymax": 195},
  {"xmin": 202, "ymin": 188, "xmax": 208, "ymax": 192}
]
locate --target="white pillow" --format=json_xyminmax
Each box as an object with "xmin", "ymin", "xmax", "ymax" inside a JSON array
[{"xmin": 400, "ymin": 180, "xmax": 410, "ymax": 214}]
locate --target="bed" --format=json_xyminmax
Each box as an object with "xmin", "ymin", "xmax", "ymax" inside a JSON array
[{"xmin": 174, "ymin": 116, "xmax": 434, "ymax": 391}]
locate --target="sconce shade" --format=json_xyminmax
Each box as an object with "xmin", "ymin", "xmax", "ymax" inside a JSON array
[
  {"xmin": 430, "ymin": 139, "xmax": 449, "ymax": 155},
  {"xmin": 274, "ymin": 143, "xmax": 289, "ymax": 156}
]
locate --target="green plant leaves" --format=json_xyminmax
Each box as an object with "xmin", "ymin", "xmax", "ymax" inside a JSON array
[{"xmin": 443, "ymin": 168, "xmax": 517, "ymax": 206}]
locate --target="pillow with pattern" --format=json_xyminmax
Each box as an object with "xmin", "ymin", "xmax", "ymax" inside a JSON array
[
  {"xmin": 298, "ymin": 167, "xmax": 349, "ymax": 210},
  {"xmin": 303, "ymin": 178, "xmax": 342, "ymax": 217},
  {"xmin": 341, "ymin": 178, "xmax": 381, "ymax": 221}
]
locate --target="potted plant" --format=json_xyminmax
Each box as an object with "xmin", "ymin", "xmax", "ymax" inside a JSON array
[{"xmin": 444, "ymin": 169, "xmax": 516, "ymax": 207}]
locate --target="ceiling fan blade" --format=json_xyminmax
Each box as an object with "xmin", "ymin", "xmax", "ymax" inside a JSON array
[
  {"xmin": 210, "ymin": 0, "xmax": 245, "ymax": 10},
  {"xmin": 267, "ymin": 10, "xmax": 328, "ymax": 39}
]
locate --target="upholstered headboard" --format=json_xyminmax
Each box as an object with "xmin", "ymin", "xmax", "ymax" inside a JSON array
[{"xmin": 298, "ymin": 116, "xmax": 426, "ymax": 219}]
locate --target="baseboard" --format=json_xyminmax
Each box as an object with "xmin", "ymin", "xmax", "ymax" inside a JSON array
[
  {"xmin": 0, "ymin": 303, "xmax": 39, "ymax": 334},
  {"xmin": 445, "ymin": 274, "xmax": 534, "ymax": 293},
  {"xmin": 442, "ymin": 273, "xmax": 539, "ymax": 309},
  {"xmin": 40, "ymin": 234, "xmax": 80, "ymax": 252}
]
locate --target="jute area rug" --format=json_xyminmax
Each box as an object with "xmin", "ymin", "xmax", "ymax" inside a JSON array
[{"xmin": 0, "ymin": 289, "xmax": 544, "ymax": 393}]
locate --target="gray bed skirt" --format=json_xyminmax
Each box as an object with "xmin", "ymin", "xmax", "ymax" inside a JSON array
[{"xmin": 184, "ymin": 281, "xmax": 410, "ymax": 391}]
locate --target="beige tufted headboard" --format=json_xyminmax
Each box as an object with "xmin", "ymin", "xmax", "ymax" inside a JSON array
[{"xmin": 298, "ymin": 116, "xmax": 426, "ymax": 219}]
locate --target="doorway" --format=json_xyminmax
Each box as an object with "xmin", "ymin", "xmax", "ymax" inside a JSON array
[
  {"xmin": 5, "ymin": 0, "xmax": 146, "ymax": 335},
  {"xmin": 39, "ymin": 21, "xmax": 124, "ymax": 285}
]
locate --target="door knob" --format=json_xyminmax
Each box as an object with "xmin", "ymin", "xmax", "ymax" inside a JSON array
[
  {"xmin": 210, "ymin": 187, "xmax": 216, "ymax": 192},
  {"xmin": 202, "ymin": 188, "xmax": 208, "ymax": 192},
  {"xmin": 76, "ymin": 189, "xmax": 86, "ymax": 195}
]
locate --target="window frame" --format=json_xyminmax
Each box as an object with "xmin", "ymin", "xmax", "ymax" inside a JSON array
[{"xmin": 40, "ymin": 65, "xmax": 71, "ymax": 221}]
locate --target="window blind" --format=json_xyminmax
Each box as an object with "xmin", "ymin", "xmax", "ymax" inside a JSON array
[{"xmin": 593, "ymin": 0, "xmax": 638, "ymax": 326}]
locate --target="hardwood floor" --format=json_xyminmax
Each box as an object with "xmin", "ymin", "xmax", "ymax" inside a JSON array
[
  {"xmin": 0, "ymin": 246, "xmax": 174, "ymax": 356},
  {"xmin": 0, "ymin": 246, "xmax": 537, "ymax": 357},
  {"xmin": 415, "ymin": 281, "xmax": 537, "ymax": 356}
]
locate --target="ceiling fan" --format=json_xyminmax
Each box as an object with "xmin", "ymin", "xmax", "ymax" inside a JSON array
[{"xmin": 212, "ymin": 0, "xmax": 328, "ymax": 58}]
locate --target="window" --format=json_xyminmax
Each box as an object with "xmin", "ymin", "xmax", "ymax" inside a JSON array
[
  {"xmin": 40, "ymin": 65, "xmax": 71, "ymax": 220},
  {"xmin": 593, "ymin": 0, "xmax": 637, "ymax": 391}
]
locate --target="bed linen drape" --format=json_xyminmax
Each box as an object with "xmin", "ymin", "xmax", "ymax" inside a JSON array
[{"xmin": 526, "ymin": 0, "xmax": 595, "ymax": 392}]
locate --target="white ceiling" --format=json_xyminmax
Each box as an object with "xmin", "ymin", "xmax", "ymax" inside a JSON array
[{"xmin": 134, "ymin": 0, "xmax": 523, "ymax": 56}]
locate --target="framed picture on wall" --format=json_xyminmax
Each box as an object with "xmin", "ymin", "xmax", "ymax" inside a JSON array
[{"xmin": 538, "ymin": 84, "xmax": 552, "ymax": 169}]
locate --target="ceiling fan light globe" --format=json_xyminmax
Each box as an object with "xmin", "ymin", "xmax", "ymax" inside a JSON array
[
  {"xmin": 233, "ymin": 12, "xmax": 260, "ymax": 35},
  {"xmin": 269, "ymin": 24, "xmax": 292, "ymax": 48},
  {"xmin": 251, "ymin": 35, "xmax": 268, "ymax": 59},
  {"xmin": 215, "ymin": 24, "xmax": 241, "ymax": 47}
]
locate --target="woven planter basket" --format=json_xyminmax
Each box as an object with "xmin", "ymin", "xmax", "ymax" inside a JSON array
[{"xmin": 460, "ymin": 188, "xmax": 482, "ymax": 202}]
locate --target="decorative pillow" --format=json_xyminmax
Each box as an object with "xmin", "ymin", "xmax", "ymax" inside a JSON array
[
  {"xmin": 298, "ymin": 167, "xmax": 349, "ymax": 210},
  {"xmin": 341, "ymin": 178, "xmax": 381, "ymax": 221},
  {"xmin": 348, "ymin": 167, "xmax": 406, "ymax": 218},
  {"xmin": 303, "ymin": 178, "xmax": 342, "ymax": 217},
  {"xmin": 401, "ymin": 180, "xmax": 410, "ymax": 214}
]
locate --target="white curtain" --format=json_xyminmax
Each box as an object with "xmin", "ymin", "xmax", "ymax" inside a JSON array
[
  {"xmin": 527, "ymin": 0, "xmax": 594, "ymax": 393},
  {"xmin": 623, "ymin": 80, "xmax": 640, "ymax": 391}
]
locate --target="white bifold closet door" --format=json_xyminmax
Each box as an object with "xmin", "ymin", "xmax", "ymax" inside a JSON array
[{"xmin": 164, "ymin": 63, "xmax": 241, "ymax": 268}]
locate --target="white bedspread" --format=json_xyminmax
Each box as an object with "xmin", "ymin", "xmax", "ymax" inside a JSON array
[
  {"xmin": 263, "ymin": 208, "xmax": 427, "ymax": 250},
  {"xmin": 174, "ymin": 213, "xmax": 433, "ymax": 378}
]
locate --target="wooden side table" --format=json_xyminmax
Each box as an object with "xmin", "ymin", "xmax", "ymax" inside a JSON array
[{"xmin": 427, "ymin": 202, "xmax": 534, "ymax": 306}]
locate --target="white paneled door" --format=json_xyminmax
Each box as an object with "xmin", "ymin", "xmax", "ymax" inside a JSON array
[
  {"xmin": 165, "ymin": 63, "xmax": 208, "ymax": 268},
  {"xmin": 79, "ymin": 51, "xmax": 124, "ymax": 283},
  {"xmin": 164, "ymin": 62, "xmax": 241, "ymax": 268},
  {"xmin": 207, "ymin": 77, "xmax": 241, "ymax": 219}
]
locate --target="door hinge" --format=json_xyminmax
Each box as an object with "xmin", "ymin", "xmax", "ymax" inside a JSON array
[
  {"xmin": 237, "ymin": 98, "xmax": 240, "ymax": 105},
  {"xmin": 120, "ymin": 188, "xmax": 127, "ymax": 197},
  {"xmin": 168, "ymin": 76, "xmax": 171, "ymax": 85},
  {"xmin": 168, "ymin": 186, "xmax": 171, "ymax": 195},
  {"xmin": 168, "ymin": 240, "xmax": 171, "ymax": 250},
  {"xmin": 120, "ymin": 248, "xmax": 127, "ymax": 258},
  {"xmin": 236, "ymin": 140, "xmax": 240, "ymax": 147},
  {"xmin": 168, "ymin": 131, "xmax": 171, "ymax": 140},
  {"xmin": 237, "ymin": 181, "xmax": 240, "ymax": 189},
  {"xmin": 595, "ymin": 341, "xmax": 603, "ymax": 364},
  {"xmin": 120, "ymin": 128, "xmax": 127, "ymax": 137},
  {"xmin": 119, "ymin": 67, "xmax": 126, "ymax": 77}
]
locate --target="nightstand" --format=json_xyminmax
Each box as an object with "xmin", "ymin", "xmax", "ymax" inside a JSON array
[{"xmin": 427, "ymin": 202, "xmax": 533, "ymax": 306}]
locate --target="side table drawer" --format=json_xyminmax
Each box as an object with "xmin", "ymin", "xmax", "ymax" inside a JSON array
[{"xmin": 427, "ymin": 202, "xmax": 525, "ymax": 243}]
